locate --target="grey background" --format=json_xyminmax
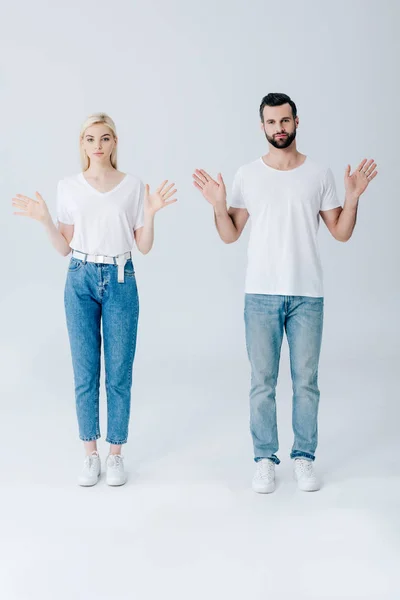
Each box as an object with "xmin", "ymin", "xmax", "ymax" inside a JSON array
[{"xmin": 1, "ymin": 1, "xmax": 399, "ymax": 598}]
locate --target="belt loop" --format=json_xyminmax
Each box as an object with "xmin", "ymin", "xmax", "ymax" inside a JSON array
[{"xmin": 83, "ymin": 253, "xmax": 87, "ymax": 265}]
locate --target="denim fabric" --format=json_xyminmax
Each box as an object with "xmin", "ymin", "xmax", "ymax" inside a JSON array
[
  {"xmin": 244, "ymin": 294, "xmax": 324, "ymax": 464},
  {"xmin": 64, "ymin": 257, "xmax": 139, "ymax": 444}
]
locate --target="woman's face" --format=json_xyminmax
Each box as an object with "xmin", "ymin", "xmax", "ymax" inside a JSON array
[{"xmin": 81, "ymin": 123, "xmax": 116, "ymax": 166}]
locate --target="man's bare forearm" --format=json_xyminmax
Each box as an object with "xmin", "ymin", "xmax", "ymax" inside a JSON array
[
  {"xmin": 335, "ymin": 195, "xmax": 359, "ymax": 242},
  {"xmin": 214, "ymin": 204, "xmax": 239, "ymax": 243}
]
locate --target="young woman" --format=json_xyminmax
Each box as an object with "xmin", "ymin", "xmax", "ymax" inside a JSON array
[{"xmin": 12, "ymin": 113, "xmax": 177, "ymax": 487}]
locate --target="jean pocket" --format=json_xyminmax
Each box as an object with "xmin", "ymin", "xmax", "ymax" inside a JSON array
[
  {"xmin": 303, "ymin": 297, "xmax": 324, "ymax": 311},
  {"xmin": 68, "ymin": 258, "xmax": 83, "ymax": 272},
  {"xmin": 124, "ymin": 259, "xmax": 135, "ymax": 277}
]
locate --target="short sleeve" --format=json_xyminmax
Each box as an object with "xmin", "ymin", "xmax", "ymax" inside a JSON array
[
  {"xmin": 320, "ymin": 168, "xmax": 342, "ymax": 212},
  {"xmin": 56, "ymin": 180, "xmax": 74, "ymax": 225},
  {"xmin": 229, "ymin": 169, "xmax": 246, "ymax": 209},
  {"xmin": 134, "ymin": 180, "xmax": 145, "ymax": 230}
]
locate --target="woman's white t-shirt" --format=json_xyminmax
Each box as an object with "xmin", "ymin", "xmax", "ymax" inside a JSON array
[
  {"xmin": 230, "ymin": 157, "xmax": 342, "ymax": 298},
  {"xmin": 57, "ymin": 173, "xmax": 145, "ymax": 256}
]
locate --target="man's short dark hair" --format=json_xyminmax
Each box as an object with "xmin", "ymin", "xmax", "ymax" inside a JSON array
[{"xmin": 259, "ymin": 93, "xmax": 297, "ymax": 122}]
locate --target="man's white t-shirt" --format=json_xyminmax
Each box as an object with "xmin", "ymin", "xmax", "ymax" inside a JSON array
[
  {"xmin": 230, "ymin": 157, "xmax": 342, "ymax": 297},
  {"xmin": 56, "ymin": 173, "xmax": 145, "ymax": 256}
]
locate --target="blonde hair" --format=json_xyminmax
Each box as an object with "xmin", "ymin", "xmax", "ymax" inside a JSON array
[{"xmin": 80, "ymin": 112, "xmax": 118, "ymax": 171}]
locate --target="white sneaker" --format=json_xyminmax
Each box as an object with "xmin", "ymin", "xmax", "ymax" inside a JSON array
[
  {"xmin": 106, "ymin": 454, "xmax": 127, "ymax": 486},
  {"xmin": 78, "ymin": 451, "xmax": 101, "ymax": 487},
  {"xmin": 252, "ymin": 458, "xmax": 276, "ymax": 493},
  {"xmin": 294, "ymin": 458, "xmax": 320, "ymax": 491}
]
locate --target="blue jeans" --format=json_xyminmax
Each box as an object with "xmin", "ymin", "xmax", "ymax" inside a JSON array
[
  {"xmin": 64, "ymin": 257, "xmax": 139, "ymax": 445},
  {"xmin": 244, "ymin": 294, "xmax": 324, "ymax": 464}
]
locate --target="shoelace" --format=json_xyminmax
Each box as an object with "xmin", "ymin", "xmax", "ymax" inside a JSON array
[
  {"xmin": 108, "ymin": 455, "xmax": 123, "ymax": 470},
  {"xmin": 83, "ymin": 453, "xmax": 99, "ymax": 473},
  {"xmin": 256, "ymin": 460, "xmax": 274, "ymax": 480}
]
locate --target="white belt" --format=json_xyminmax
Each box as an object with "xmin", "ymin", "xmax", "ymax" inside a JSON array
[{"xmin": 71, "ymin": 250, "xmax": 132, "ymax": 283}]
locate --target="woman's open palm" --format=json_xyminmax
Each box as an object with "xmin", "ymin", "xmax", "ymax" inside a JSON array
[
  {"xmin": 12, "ymin": 192, "xmax": 50, "ymax": 224},
  {"xmin": 145, "ymin": 180, "xmax": 177, "ymax": 214}
]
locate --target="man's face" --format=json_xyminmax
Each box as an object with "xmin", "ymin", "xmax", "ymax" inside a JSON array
[{"xmin": 261, "ymin": 104, "xmax": 298, "ymax": 149}]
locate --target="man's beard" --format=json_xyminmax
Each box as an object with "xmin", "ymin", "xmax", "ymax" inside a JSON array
[{"xmin": 265, "ymin": 128, "xmax": 297, "ymax": 149}]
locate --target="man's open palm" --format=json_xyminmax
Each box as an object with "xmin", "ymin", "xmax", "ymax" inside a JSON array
[
  {"xmin": 192, "ymin": 169, "xmax": 227, "ymax": 207},
  {"xmin": 344, "ymin": 158, "xmax": 378, "ymax": 200}
]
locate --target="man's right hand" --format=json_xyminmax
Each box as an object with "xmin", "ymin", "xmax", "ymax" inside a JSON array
[{"xmin": 192, "ymin": 169, "xmax": 227, "ymax": 209}]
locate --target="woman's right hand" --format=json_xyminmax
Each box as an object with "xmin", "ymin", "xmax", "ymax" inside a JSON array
[{"xmin": 12, "ymin": 192, "xmax": 51, "ymax": 225}]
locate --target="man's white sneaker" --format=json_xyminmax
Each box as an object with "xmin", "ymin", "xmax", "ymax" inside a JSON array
[
  {"xmin": 252, "ymin": 458, "xmax": 276, "ymax": 493},
  {"xmin": 294, "ymin": 458, "xmax": 320, "ymax": 491},
  {"xmin": 78, "ymin": 451, "xmax": 101, "ymax": 487},
  {"xmin": 106, "ymin": 454, "xmax": 127, "ymax": 486}
]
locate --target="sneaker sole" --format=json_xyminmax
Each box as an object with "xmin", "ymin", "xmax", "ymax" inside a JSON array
[
  {"xmin": 297, "ymin": 483, "xmax": 320, "ymax": 492},
  {"xmin": 252, "ymin": 483, "xmax": 276, "ymax": 494},
  {"xmin": 106, "ymin": 478, "xmax": 127, "ymax": 487},
  {"xmin": 78, "ymin": 474, "xmax": 101, "ymax": 487},
  {"xmin": 294, "ymin": 474, "xmax": 320, "ymax": 492}
]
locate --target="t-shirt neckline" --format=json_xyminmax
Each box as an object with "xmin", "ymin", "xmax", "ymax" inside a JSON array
[
  {"xmin": 80, "ymin": 172, "xmax": 129, "ymax": 195},
  {"xmin": 259, "ymin": 156, "xmax": 308, "ymax": 173}
]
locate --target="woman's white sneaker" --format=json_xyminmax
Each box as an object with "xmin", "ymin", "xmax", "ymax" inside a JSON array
[
  {"xmin": 106, "ymin": 454, "xmax": 127, "ymax": 486},
  {"xmin": 78, "ymin": 451, "xmax": 101, "ymax": 487},
  {"xmin": 294, "ymin": 458, "xmax": 320, "ymax": 491},
  {"xmin": 252, "ymin": 458, "xmax": 276, "ymax": 493}
]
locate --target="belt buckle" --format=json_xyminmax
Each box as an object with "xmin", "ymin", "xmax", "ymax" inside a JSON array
[{"xmin": 97, "ymin": 255, "xmax": 105, "ymax": 264}]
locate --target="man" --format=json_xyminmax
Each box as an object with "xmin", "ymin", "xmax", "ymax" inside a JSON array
[{"xmin": 192, "ymin": 93, "xmax": 377, "ymax": 493}]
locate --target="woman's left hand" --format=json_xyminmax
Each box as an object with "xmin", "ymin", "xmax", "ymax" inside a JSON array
[{"xmin": 145, "ymin": 180, "xmax": 178, "ymax": 215}]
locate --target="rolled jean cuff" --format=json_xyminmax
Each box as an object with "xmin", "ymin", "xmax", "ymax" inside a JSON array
[
  {"xmin": 290, "ymin": 451, "xmax": 315, "ymax": 461},
  {"xmin": 106, "ymin": 438, "xmax": 127, "ymax": 445},
  {"xmin": 80, "ymin": 434, "xmax": 101, "ymax": 442},
  {"xmin": 254, "ymin": 454, "xmax": 280, "ymax": 465}
]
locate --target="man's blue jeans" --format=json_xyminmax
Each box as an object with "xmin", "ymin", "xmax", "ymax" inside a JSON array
[
  {"xmin": 244, "ymin": 294, "xmax": 324, "ymax": 464},
  {"xmin": 64, "ymin": 257, "xmax": 139, "ymax": 445}
]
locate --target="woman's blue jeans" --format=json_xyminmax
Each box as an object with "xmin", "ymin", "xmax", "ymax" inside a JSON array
[{"xmin": 64, "ymin": 257, "xmax": 139, "ymax": 445}]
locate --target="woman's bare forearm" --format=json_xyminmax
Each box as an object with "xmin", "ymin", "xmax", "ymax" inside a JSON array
[
  {"xmin": 43, "ymin": 217, "xmax": 71, "ymax": 256},
  {"xmin": 135, "ymin": 211, "xmax": 155, "ymax": 254}
]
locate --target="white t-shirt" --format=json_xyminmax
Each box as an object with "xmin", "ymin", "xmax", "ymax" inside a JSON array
[
  {"xmin": 230, "ymin": 157, "xmax": 342, "ymax": 297},
  {"xmin": 56, "ymin": 173, "xmax": 144, "ymax": 256}
]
